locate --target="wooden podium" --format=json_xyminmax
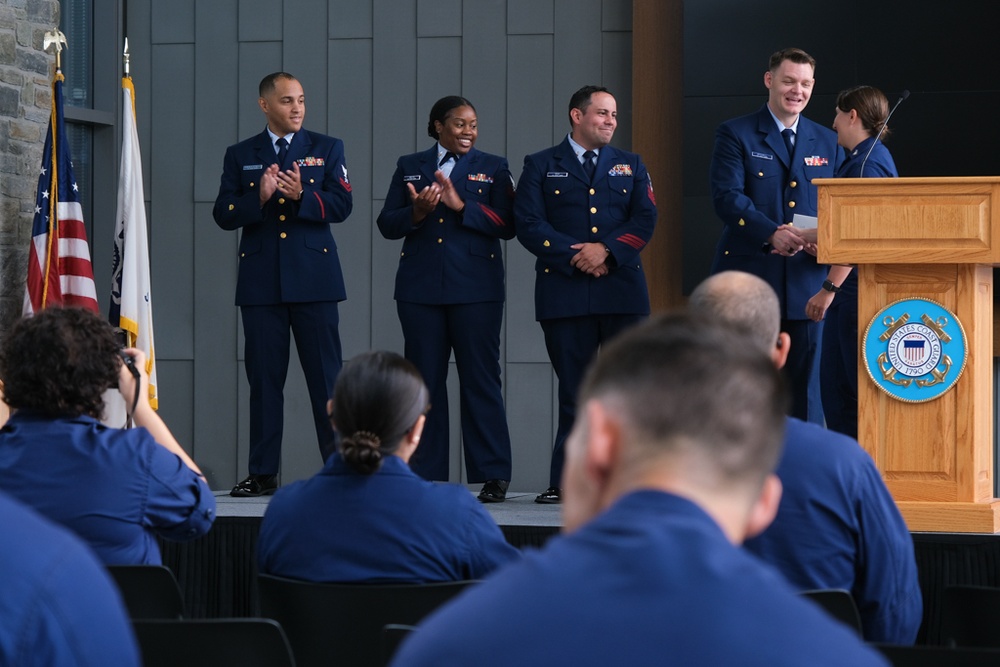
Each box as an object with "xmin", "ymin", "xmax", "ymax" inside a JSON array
[{"xmin": 816, "ymin": 176, "xmax": 1000, "ymax": 532}]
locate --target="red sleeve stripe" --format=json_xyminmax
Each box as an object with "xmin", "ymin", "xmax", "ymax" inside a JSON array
[
  {"xmin": 313, "ymin": 191, "xmax": 325, "ymax": 219},
  {"xmin": 616, "ymin": 233, "xmax": 646, "ymax": 250},
  {"xmin": 478, "ymin": 202, "xmax": 507, "ymax": 227}
]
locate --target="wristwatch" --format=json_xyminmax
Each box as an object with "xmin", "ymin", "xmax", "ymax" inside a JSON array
[{"xmin": 822, "ymin": 280, "xmax": 842, "ymax": 293}]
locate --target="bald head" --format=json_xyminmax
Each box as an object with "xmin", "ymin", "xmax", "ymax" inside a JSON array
[{"xmin": 688, "ymin": 271, "xmax": 781, "ymax": 356}]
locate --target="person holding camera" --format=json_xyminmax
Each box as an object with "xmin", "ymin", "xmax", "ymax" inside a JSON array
[{"xmin": 0, "ymin": 307, "xmax": 215, "ymax": 565}]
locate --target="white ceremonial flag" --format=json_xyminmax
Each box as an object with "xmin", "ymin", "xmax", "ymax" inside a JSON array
[{"xmin": 110, "ymin": 75, "xmax": 158, "ymax": 410}]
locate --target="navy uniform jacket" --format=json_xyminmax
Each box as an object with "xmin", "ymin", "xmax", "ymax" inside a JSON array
[
  {"xmin": 0, "ymin": 412, "xmax": 216, "ymax": 565},
  {"xmin": 257, "ymin": 454, "xmax": 519, "ymax": 582},
  {"xmin": 392, "ymin": 491, "xmax": 888, "ymax": 666},
  {"xmin": 212, "ymin": 128, "xmax": 353, "ymax": 306},
  {"xmin": 744, "ymin": 418, "xmax": 921, "ymax": 644},
  {"xmin": 0, "ymin": 491, "xmax": 140, "ymax": 666},
  {"xmin": 515, "ymin": 138, "xmax": 657, "ymax": 321},
  {"xmin": 377, "ymin": 146, "xmax": 515, "ymax": 304},
  {"xmin": 710, "ymin": 105, "xmax": 844, "ymax": 319}
]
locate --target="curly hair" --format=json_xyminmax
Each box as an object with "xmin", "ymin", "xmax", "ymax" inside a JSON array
[
  {"xmin": 331, "ymin": 350, "xmax": 429, "ymax": 475},
  {"xmin": 0, "ymin": 308, "xmax": 121, "ymax": 418}
]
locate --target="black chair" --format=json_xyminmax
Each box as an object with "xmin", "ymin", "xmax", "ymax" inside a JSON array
[
  {"xmin": 941, "ymin": 585, "xmax": 1000, "ymax": 647},
  {"xmin": 106, "ymin": 564, "xmax": 185, "ymax": 619},
  {"xmin": 381, "ymin": 624, "xmax": 417, "ymax": 665},
  {"xmin": 257, "ymin": 574, "xmax": 477, "ymax": 667},
  {"xmin": 132, "ymin": 618, "xmax": 295, "ymax": 667},
  {"xmin": 874, "ymin": 643, "xmax": 1000, "ymax": 666},
  {"xmin": 800, "ymin": 588, "xmax": 864, "ymax": 637}
]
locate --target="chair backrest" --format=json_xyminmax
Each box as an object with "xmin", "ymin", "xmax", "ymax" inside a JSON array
[
  {"xmin": 941, "ymin": 585, "xmax": 1000, "ymax": 647},
  {"xmin": 132, "ymin": 618, "xmax": 295, "ymax": 667},
  {"xmin": 106, "ymin": 564, "xmax": 185, "ymax": 619},
  {"xmin": 381, "ymin": 624, "xmax": 417, "ymax": 665},
  {"xmin": 874, "ymin": 643, "xmax": 1000, "ymax": 666},
  {"xmin": 799, "ymin": 588, "xmax": 864, "ymax": 637},
  {"xmin": 257, "ymin": 574, "xmax": 477, "ymax": 667}
]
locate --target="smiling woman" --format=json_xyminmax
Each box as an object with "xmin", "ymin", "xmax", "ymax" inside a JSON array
[{"xmin": 376, "ymin": 96, "xmax": 517, "ymax": 501}]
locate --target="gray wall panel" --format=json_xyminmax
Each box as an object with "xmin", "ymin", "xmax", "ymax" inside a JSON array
[
  {"xmin": 417, "ymin": 37, "xmax": 462, "ymax": 137},
  {"xmin": 237, "ymin": 42, "xmax": 283, "ymax": 140},
  {"xmin": 601, "ymin": 30, "xmax": 632, "ymax": 151},
  {"xmin": 151, "ymin": 0, "xmax": 194, "ymax": 43},
  {"xmin": 285, "ymin": 0, "xmax": 328, "ymax": 134},
  {"xmin": 192, "ymin": 199, "xmax": 240, "ymax": 488},
  {"xmin": 127, "ymin": 3, "xmax": 153, "ymax": 198},
  {"xmin": 150, "ymin": 43, "xmax": 195, "ymax": 359},
  {"xmin": 462, "ymin": 0, "xmax": 507, "ymax": 156},
  {"xmin": 194, "ymin": 0, "xmax": 239, "ymax": 203},
  {"xmin": 330, "ymin": 0, "xmax": 373, "ymax": 39},
  {"xmin": 238, "ymin": 0, "xmax": 281, "ymax": 43},
  {"xmin": 506, "ymin": 363, "xmax": 554, "ymax": 490},
  {"xmin": 155, "ymin": 358, "xmax": 195, "ymax": 470},
  {"xmin": 601, "ymin": 0, "xmax": 632, "ymax": 31},
  {"xmin": 508, "ymin": 0, "xmax": 553, "ymax": 34},
  {"xmin": 329, "ymin": 39, "xmax": 374, "ymax": 356},
  {"xmin": 418, "ymin": 0, "xmax": 463, "ymax": 37},
  {"xmin": 553, "ymin": 0, "xmax": 603, "ymax": 145},
  {"xmin": 372, "ymin": 0, "xmax": 418, "ymax": 186}
]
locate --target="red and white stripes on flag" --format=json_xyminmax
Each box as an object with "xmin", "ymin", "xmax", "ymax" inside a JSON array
[{"xmin": 23, "ymin": 71, "xmax": 98, "ymax": 315}]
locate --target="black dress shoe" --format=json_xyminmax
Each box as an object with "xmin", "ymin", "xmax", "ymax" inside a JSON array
[
  {"xmin": 477, "ymin": 479, "xmax": 509, "ymax": 503},
  {"xmin": 230, "ymin": 474, "xmax": 278, "ymax": 497},
  {"xmin": 535, "ymin": 486, "xmax": 561, "ymax": 504}
]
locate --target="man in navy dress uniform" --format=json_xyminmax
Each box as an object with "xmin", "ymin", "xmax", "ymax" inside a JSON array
[
  {"xmin": 689, "ymin": 270, "xmax": 922, "ymax": 645},
  {"xmin": 514, "ymin": 85, "xmax": 657, "ymax": 503},
  {"xmin": 390, "ymin": 313, "xmax": 889, "ymax": 667},
  {"xmin": 710, "ymin": 48, "xmax": 844, "ymax": 424},
  {"xmin": 214, "ymin": 72, "xmax": 353, "ymax": 496}
]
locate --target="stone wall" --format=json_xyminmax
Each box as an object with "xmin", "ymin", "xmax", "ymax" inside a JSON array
[{"xmin": 0, "ymin": 0, "xmax": 58, "ymax": 336}]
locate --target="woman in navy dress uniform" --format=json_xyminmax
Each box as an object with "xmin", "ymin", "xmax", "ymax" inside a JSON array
[
  {"xmin": 377, "ymin": 96, "xmax": 515, "ymax": 502},
  {"xmin": 803, "ymin": 86, "xmax": 898, "ymax": 438}
]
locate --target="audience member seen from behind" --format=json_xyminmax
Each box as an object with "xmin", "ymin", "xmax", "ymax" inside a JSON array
[
  {"xmin": 376, "ymin": 96, "xmax": 515, "ymax": 503},
  {"xmin": 0, "ymin": 307, "xmax": 215, "ymax": 565},
  {"xmin": 257, "ymin": 350, "xmax": 518, "ymax": 582},
  {"xmin": 0, "ymin": 489, "xmax": 141, "ymax": 667},
  {"xmin": 689, "ymin": 270, "xmax": 920, "ymax": 644},
  {"xmin": 800, "ymin": 85, "xmax": 899, "ymax": 440},
  {"xmin": 391, "ymin": 314, "xmax": 888, "ymax": 666}
]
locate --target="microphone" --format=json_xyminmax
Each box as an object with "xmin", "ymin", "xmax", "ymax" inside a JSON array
[{"xmin": 859, "ymin": 89, "xmax": 909, "ymax": 177}]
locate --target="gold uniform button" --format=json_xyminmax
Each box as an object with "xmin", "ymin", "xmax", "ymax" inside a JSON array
[
  {"xmin": 788, "ymin": 201, "xmax": 796, "ymax": 208},
  {"xmin": 240, "ymin": 252, "xmax": 245, "ymax": 258},
  {"xmin": 323, "ymin": 248, "xmax": 328, "ymax": 253},
  {"xmin": 279, "ymin": 215, "xmax": 286, "ymax": 222},
  {"xmin": 790, "ymin": 181, "xmax": 797, "ymax": 188},
  {"xmin": 544, "ymin": 268, "xmax": 550, "ymax": 273},
  {"xmin": 309, "ymin": 178, "xmax": 315, "ymax": 184},
  {"xmin": 590, "ymin": 207, "xmax": 597, "ymax": 214},
  {"xmin": 280, "ymin": 232, "xmax": 287, "ymax": 239},
  {"xmin": 543, "ymin": 240, "xmax": 551, "ymax": 247},
  {"xmin": 439, "ymin": 218, "xmax": 444, "ymax": 223},
  {"xmin": 400, "ymin": 251, "xmax": 405, "ymax": 257},
  {"xmin": 758, "ymin": 171, "xmax": 764, "ymax": 177},
  {"xmin": 437, "ymin": 238, "xmax": 443, "ymax": 243},
  {"xmin": 490, "ymin": 253, "xmax": 495, "ymax": 259},
  {"xmin": 554, "ymin": 189, "xmax": 561, "ymax": 195},
  {"xmin": 724, "ymin": 250, "xmax": 730, "ymax": 255},
  {"xmin": 478, "ymin": 188, "xmax": 483, "ymax": 194},
  {"xmin": 228, "ymin": 204, "xmax": 235, "ymax": 211},
  {"xmin": 591, "ymin": 226, "xmax": 598, "ymax": 233},
  {"xmin": 589, "ymin": 188, "xmax": 596, "ymax": 195},
  {"xmin": 738, "ymin": 219, "xmax": 746, "ymax": 226},
  {"xmin": 250, "ymin": 182, "xmax": 255, "ymax": 188},
  {"xmin": 278, "ymin": 197, "xmax": 286, "ymax": 204},
  {"xmin": 622, "ymin": 188, "xmax": 627, "ymax": 193}
]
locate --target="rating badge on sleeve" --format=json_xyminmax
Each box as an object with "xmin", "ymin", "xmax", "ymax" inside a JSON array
[{"xmin": 862, "ymin": 298, "xmax": 968, "ymax": 403}]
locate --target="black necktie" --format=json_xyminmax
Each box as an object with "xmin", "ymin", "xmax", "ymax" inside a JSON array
[
  {"xmin": 781, "ymin": 128, "xmax": 795, "ymax": 157},
  {"xmin": 439, "ymin": 151, "xmax": 457, "ymax": 167},
  {"xmin": 582, "ymin": 150, "xmax": 596, "ymax": 181},
  {"xmin": 276, "ymin": 137, "xmax": 289, "ymax": 167}
]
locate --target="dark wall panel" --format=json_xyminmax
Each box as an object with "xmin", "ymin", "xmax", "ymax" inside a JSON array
[
  {"xmin": 330, "ymin": 0, "xmax": 373, "ymax": 39},
  {"xmin": 284, "ymin": 0, "xmax": 328, "ymax": 134},
  {"xmin": 194, "ymin": 0, "xmax": 239, "ymax": 203}
]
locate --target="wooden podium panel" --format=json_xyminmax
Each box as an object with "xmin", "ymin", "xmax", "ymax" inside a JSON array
[{"xmin": 816, "ymin": 177, "xmax": 1000, "ymax": 533}]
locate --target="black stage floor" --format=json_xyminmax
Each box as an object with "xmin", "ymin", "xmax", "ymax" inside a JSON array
[{"xmin": 160, "ymin": 491, "xmax": 1000, "ymax": 645}]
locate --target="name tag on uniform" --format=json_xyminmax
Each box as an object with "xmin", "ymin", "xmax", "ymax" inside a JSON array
[
  {"xmin": 804, "ymin": 156, "xmax": 829, "ymax": 166},
  {"xmin": 403, "ymin": 174, "xmax": 422, "ymax": 182},
  {"xmin": 546, "ymin": 172, "xmax": 569, "ymax": 178},
  {"xmin": 243, "ymin": 164, "xmax": 263, "ymax": 171},
  {"xmin": 751, "ymin": 152, "xmax": 773, "ymax": 160}
]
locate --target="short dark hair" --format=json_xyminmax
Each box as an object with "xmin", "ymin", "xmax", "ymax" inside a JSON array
[
  {"xmin": 330, "ymin": 350, "xmax": 430, "ymax": 475},
  {"xmin": 427, "ymin": 95, "xmax": 476, "ymax": 140},
  {"xmin": 567, "ymin": 85, "xmax": 611, "ymax": 127},
  {"xmin": 687, "ymin": 271, "xmax": 781, "ymax": 356},
  {"xmin": 768, "ymin": 48, "xmax": 816, "ymax": 72},
  {"xmin": 0, "ymin": 308, "xmax": 121, "ymax": 419},
  {"xmin": 837, "ymin": 85, "xmax": 892, "ymax": 140},
  {"xmin": 578, "ymin": 312, "xmax": 788, "ymax": 489},
  {"xmin": 259, "ymin": 72, "xmax": 297, "ymax": 98}
]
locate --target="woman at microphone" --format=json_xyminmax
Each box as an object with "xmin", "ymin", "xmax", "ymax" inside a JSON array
[{"xmin": 803, "ymin": 85, "xmax": 898, "ymax": 438}]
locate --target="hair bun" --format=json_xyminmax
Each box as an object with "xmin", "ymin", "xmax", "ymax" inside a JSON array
[{"xmin": 341, "ymin": 430, "xmax": 384, "ymax": 474}]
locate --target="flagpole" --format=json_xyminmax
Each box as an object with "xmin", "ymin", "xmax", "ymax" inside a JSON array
[{"xmin": 41, "ymin": 29, "xmax": 67, "ymax": 309}]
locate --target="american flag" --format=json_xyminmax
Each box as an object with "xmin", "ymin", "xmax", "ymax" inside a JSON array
[{"xmin": 23, "ymin": 71, "xmax": 98, "ymax": 315}]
